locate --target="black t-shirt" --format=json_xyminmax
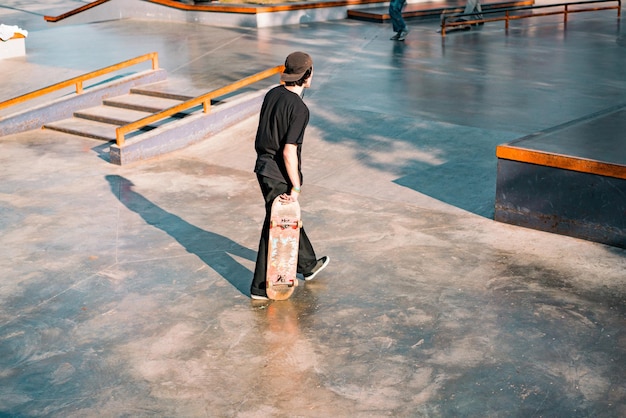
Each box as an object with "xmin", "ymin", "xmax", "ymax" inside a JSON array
[{"xmin": 254, "ymin": 85, "xmax": 309, "ymax": 185}]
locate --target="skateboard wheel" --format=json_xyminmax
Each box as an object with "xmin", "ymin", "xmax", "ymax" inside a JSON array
[
  {"xmin": 270, "ymin": 220, "xmax": 275, "ymax": 229},
  {"xmin": 298, "ymin": 220, "xmax": 303, "ymax": 229}
]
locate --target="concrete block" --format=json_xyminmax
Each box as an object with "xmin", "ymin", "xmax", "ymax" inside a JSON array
[
  {"xmin": 495, "ymin": 105, "xmax": 626, "ymax": 248},
  {"xmin": 0, "ymin": 36, "xmax": 25, "ymax": 59},
  {"xmin": 495, "ymin": 159, "xmax": 626, "ymax": 248}
]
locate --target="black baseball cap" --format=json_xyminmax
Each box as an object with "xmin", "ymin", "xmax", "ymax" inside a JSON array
[{"xmin": 281, "ymin": 51, "xmax": 313, "ymax": 82}]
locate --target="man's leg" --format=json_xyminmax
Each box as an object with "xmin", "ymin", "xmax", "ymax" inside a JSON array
[
  {"xmin": 252, "ymin": 175, "xmax": 321, "ymax": 294},
  {"xmin": 389, "ymin": 0, "xmax": 406, "ymax": 33},
  {"xmin": 464, "ymin": 0, "xmax": 482, "ymax": 16},
  {"xmin": 475, "ymin": 1, "xmax": 483, "ymax": 19},
  {"xmin": 389, "ymin": 0, "xmax": 408, "ymax": 40},
  {"xmin": 297, "ymin": 227, "xmax": 318, "ymax": 275},
  {"xmin": 251, "ymin": 175, "xmax": 319, "ymax": 295},
  {"xmin": 251, "ymin": 176, "xmax": 287, "ymax": 297},
  {"xmin": 251, "ymin": 220, "xmax": 270, "ymax": 297}
]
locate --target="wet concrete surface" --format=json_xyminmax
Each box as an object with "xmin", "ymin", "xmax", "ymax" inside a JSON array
[{"xmin": 1, "ymin": 1, "xmax": 626, "ymax": 416}]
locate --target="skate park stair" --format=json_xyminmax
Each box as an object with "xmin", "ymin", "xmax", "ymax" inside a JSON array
[
  {"xmin": 495, "ymin": 104, "xmax": 626, "ymax": 249},
  {"xmin": 0, "ymin": 53, "xmax": 282, "ymax": 165},
  {"xmin": 43, "ymin": 88, "xmax": 196, "ymax": 142}
]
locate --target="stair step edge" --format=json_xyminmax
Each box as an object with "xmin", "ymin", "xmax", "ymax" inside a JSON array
[
  {"xmin": 44, "ymin": 121, "xmax": 116, "ymax": 141},
  {"xmin": 129, "ymin": 88, "xmax": 195, "ymax": 102}
]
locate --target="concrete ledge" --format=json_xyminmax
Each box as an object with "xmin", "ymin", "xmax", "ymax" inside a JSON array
[
  {"xmin": 0, "ymin": 34, "xmax": 26, "ymax": 59},
  {"xmin": 495, "ymin": 160, "xmax": 626, "ymax": 248},
  {"xmin": 109, "ymin": 89, "xmax": 267, "ymax": 165},
  {"xmin": 495, "ymin": 104, "xmax": 626, "ymax": 248},
  {"xmin": 0, "ymin": 69, "xmax": 167, "ymax": 137},
  {"xmin": 45, "ymin": 0, "xmax": 388, "ymax": 28}
]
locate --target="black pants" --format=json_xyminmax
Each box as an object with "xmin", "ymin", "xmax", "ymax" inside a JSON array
[{"xmin": 251, "ymin": 175, "xmax": 317, "ymax": 296}]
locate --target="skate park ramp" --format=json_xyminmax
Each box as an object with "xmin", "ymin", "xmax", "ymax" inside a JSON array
[{"xmin": 0, "ymin": 1, "xmax": 625, "ymax": 416}]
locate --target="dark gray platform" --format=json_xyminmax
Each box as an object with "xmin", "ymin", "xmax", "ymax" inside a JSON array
[{"xmin": 495, "ymin": 104, "xmax": 626, "ymax": 248}]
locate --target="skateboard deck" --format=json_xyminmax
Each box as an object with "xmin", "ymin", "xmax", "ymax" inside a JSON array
[
  {"xmin": 266, "ymin": 196, "xmax": 301, "ymax": 300},
  {"xmin": 438, "ymin": 24, "xmax": 472, "ymax": 33},
  {"xmin": 439, "ymin": 12, "xmax": 473, "ymax": 32},
  {"xmin": 438, "ymin": 17, "xmax": 472, "ymax": 32}
]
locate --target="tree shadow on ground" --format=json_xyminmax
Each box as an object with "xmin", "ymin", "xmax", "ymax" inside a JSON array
[{"xmin": 106, "ymin": 174, "xmax": 255, "ymax": 297}]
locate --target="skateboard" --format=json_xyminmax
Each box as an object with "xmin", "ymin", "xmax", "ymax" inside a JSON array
[
  {"xmin": 438, "ymin": 18, "xmax": 472, "ymax": 33},
  {"xmin": 266, "ymin": 196, "xmax": 302, "ymax": 300},
  {"xmin": 439, "ymin": 10, "xmax": 473, "ymax": 33}
]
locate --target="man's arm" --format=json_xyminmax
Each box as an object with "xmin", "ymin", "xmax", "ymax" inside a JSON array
[{"xmin": 283, "ymin": 144, "xmax": 301, "ymax": 201}]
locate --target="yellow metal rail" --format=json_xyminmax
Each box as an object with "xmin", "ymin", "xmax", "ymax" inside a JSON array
[
  {"xmin": 0, "ymin": 52, "xmax": 159, "ymax": 110},
  {"xmin": 44, "ymin": 0, "xmax": 109, "ymax": 22},
  {"xmin": 115, "ymin": 65, "xmax": 285, "ymax": 146},
  {"xmin": 441, "ymin": 0, "xmax": 621, "ymax": 36}
]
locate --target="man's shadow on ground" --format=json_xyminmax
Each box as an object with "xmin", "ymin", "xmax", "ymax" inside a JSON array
[{"xmin": 106, "ymin": 175, "xmax": 256, "ymax": 297}]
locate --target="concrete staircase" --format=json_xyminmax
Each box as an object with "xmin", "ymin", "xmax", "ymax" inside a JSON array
[
  {"xmin": 104, "ymin": 82, "xmax": 266, "ymax": 165},
  {"xmin": 51, "ymin": 79, "xmax": 268, "ymax": 165},
  {"xmin": 44, "ymin": 86, "xmax": 196, "ymax": 142},
  {"xmin": 1, "ymin": 68, "xmax": 269, "ymax": 165}
]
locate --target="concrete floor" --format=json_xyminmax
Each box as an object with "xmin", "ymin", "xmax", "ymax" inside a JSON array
[{"xmin": 1, "ymin": 1, "xmax": 625, "ymax": 417}]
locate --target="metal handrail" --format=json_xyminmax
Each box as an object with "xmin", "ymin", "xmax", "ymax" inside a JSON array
[
  {"xmin": 440, "ymin": 0, "xmax": 621, "ymax": 36},
  {"xmin": 115, "ymin": 65, "xmax": 285, "ymax": 146},
  {"xmin": 0, "ymin": 52, "xmax": 159, "ymax": 110},
  {"xmin": 44, "ymin": 0, "xmax": 110, "ymax": 22}
]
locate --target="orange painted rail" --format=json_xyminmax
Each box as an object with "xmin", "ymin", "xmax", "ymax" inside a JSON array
[
  {"xmin": 0, "ymin": 52, "xmax": 159, "ymax": 111},
  {"xmin": 115, "ymin": 64, "xmax": 285, "ymax": 146},
  {"xmin": 441, "ymin": 0, "xmax": 621, "ymax": 36},
  {"xmin": 496, "ymin": 144, "xmax": 626, "ymax": 180},
  {"xmin": 44, "ymin": 0, "xmax": 109, "ymax": 22}
]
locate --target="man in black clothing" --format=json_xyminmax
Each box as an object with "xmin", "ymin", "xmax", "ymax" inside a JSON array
[{"xmin": 251, "ymin": 51, "xmax": 330, "ymax": 300}]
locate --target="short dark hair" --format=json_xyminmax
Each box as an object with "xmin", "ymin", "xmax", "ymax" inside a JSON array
[{"xmin": 284, "ymin": 67, "xmax": 312, "ymax": 87}]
